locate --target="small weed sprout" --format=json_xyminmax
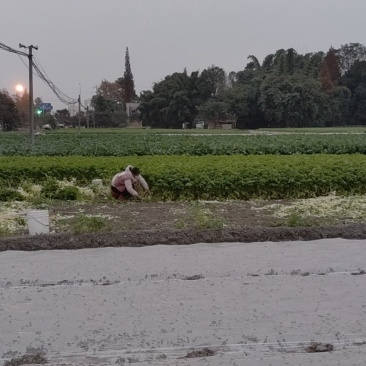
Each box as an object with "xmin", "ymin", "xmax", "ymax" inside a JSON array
[
  {"xmin": 0, "ymin": 224, "xmax": 10, "ymax": 237},
  {"xmin": 71, "ymin": 214, "xmax": 111, "ymax": 234},
  {"xmin": 191, "ymin": 204, "xmax": 225, "ymax": 229}
]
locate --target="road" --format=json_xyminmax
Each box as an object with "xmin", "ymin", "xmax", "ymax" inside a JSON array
[{"xmin": 1, "ymin": 239, "xmax": 366, "ymax": 365}]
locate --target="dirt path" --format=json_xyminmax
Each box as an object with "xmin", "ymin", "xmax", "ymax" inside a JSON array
[{"xmin": 1, "ymin": 200, "xmax": 366, "ymax": 251}]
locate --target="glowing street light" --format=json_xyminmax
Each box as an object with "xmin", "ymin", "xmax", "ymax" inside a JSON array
[{"xmin": 15, "ymin": 84, "xmax": 24, "ymax": 93}]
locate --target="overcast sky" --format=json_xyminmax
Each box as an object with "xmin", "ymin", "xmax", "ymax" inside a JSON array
[{"xmin": 1, "ymin": 0, "xmax": 365, "ymax": 111}]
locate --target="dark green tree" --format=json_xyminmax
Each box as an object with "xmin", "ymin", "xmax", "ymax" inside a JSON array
[
  {"xmin": 286, "ymin": 48, "xmax": 296, "ymax": 74},
  {"xmin": 0, "ymin": 89, "xmax": 20, "ymax": 131},
  {"xmin": 303, "ymin": 52, "xmax": 324, "ymax": 78},
  {"xmin": 139, "ymin": 90, "xmax": 165, "ymax": 127},
  {"xmin": 341, "ymin": 60, "xmax": 366, "ymax": 124},
  {"xmin": 337, "ymin": 43, "xmax": 366, "ymax": 74},
  {"xmin": 224, "ymin": 82, "xmax": 263, "ymax": 129},
  {"xmin": 321, "ymin": 86, "xmax": 351, "ymax": 126},
  {"xmin": 259, "ymin": 75, "xmax": 324, "ymax": 128},
  {"xmin": 197, "ymin": 100, "xmax": 228, "ymax": 121},
  {"xmin": 197, "ymin": 65, "xmax": 227, "ymax": 101},
  {"xmin": 91, "ymin": 94, "xmax": 126, "ymax": 127},
  {"xmin": 246, "ymin": 55, "xmax": 261, "ymax": 71},
  {"xmin": 119, "ymin": 47, "xmax": 136, "ymax": 103},
  {"xmin": 34, "ymin": 97, "xmax": 43, "ymax": 108},
  {"xmin": 13, "ymin": 89, "xmax": 29, "ymax": 127},
  {"xmin": 54, "ymin": 109, "xmax": 70, "ymax": 125},
  {"xmin": 139, "ymin": 70, "xmax": 201, "ymax": 128}
]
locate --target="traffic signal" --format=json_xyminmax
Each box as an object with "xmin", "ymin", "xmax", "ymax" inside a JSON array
[{"xmin": 35, "ymin": 108, "xmax": 43, "ymax": 115}]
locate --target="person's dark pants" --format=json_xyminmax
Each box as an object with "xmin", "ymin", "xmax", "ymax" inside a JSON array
[{"xmin": 111, "ymin": 186, "xmax": 133, "ymax": 200}]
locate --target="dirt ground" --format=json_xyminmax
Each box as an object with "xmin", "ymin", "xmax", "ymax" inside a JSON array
[{"xmin": 1, "ymin": 200, "xmax": 366, "ymax": 252}]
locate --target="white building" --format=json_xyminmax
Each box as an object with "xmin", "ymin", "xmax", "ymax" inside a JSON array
[
  {"xmin": 84, "ymin": 99, "xmax": 94, "ymax": 111},
  {"xmin": 68, "ymin": 103, "xmax": 77, "ymax": 117},
  {"xmin": 126, "ymin": 102, "xmax": 140, "ymax": 117}
]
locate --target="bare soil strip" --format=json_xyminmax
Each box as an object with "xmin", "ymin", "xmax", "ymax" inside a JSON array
[{"xmin": 1, "ymin": 223, "xmax": 366, "ymax": 251}]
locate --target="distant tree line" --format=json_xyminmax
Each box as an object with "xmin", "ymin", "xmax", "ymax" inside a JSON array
[
  {"xmin": 138, "ymin": 43, "xmax": 366, "ymax": 129},
  {"xmin": 2, "ymin": 43, "xmax": 366, "ymax": 131}
]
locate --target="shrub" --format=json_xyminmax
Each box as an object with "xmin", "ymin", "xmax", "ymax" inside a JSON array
[
  {"xmin": 41, "ymin": 178, "xmax": 60, "ymax": 199},
  {"xmin": 71, "ymin": 215, "xmax": 110, "ymax": 234},
  {"xmin": 54, "ymin": 186, "xmax": 80, "ymax": 201},
  {"xmin": 0, "ymin": 188, "xmax": 24, "ymax": 201}
]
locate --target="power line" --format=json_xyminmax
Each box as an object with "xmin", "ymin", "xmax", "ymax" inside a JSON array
[
  {"xmin": 32, "ymin": 61, "xmax": 77, "ymax": 105},
  {"xmin": 34, "ymin": 52, "xmax": 52, "ymax": 81},
  {"xmin": 17, "ymin": 53, "xmax": 78, "ymax": 106},
  {"xmin": 32, "ymin": 53, "xmax": 78, "ymax": 105},
  {"xmin": 1, "ymin": 41, "xmax": 78, "ymax": 106},
  {"xmin": 0, "ymin": 42, "xmax": 27, "ymax": 57},
  {"xmin": 1, "ymin": 40, "xmax": 84, "ymax": 147},
  {"xmin": 17, "ymin": 54, "xmax": 29, "ymax": 70}
]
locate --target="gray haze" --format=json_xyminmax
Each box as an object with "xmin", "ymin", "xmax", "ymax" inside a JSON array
[{"xmin": 1, "ymin": 0, "xmax": 365, "ymax": 111}]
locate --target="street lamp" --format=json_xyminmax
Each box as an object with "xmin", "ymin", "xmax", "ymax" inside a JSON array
[{"xmin": 15, "ymin": 84, "xmax": 24, "ymax": 93}]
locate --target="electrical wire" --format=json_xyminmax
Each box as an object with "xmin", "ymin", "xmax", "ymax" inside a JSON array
[
  {"xmin": 0, "ymin": 42, "xmax": 27, "ymax": 57},
  {"xmin": 17, "ymin": 54, "xmax": 29, "ymax": 71},
  {"xmin": 32, "ymin": 60, "xmax": 77, "ymax": 105},
  {"xmin": 34, "ymin": 52, "xmax": 52, "ymax": 81},
  {"xmin": 1, "ymin": 41, "xmax": 78, "ymax": 106},
  {"xmin": 32, "ymin": 53, "xmax": 79, "ymax": 105}
]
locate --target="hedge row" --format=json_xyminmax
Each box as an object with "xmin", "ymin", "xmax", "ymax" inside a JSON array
[{"xmin": 1, "ymin": 155, "xmax": 366, "ymax": 200}]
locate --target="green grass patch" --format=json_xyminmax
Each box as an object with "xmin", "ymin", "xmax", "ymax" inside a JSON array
[
  {"xmin": 175, "ymin": 203, "xmax": 226, "ymax": 229},
  {"xmin": 67, "ymin": 214, "xmax": 111, "ymax": 234}
]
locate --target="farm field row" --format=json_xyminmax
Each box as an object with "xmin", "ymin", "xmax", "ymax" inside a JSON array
[
  {"xmin": 8, "ymin": 126, "xmax": 366, "ymax": 134},
  {"xmin": 2, "ymin": 131, "xmax": 366, "ymax": 156},
  {"xmin": 1, "ymin": 155, "xmax": 366, "ymax": 200}
]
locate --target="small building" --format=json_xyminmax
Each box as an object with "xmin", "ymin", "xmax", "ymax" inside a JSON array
[
  {"xmin": 126, "ymin": 102, "xmax": 142, "ymax": 128},
  {"xmin": 68, "ymin": 103, "xmax": 78, "ymax": 117},
  {"xmin": 195, "ymin": 120, "xmax": 205, "ymax": 129},
  {"xmin": 126, "ymin": 102, "xmax": 140, "ymax": 117},
  {"xmin": 207, "ymin": 119, "xmax": 236, "ymax": 130}
]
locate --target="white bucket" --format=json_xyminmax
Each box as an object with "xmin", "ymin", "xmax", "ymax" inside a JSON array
[
  {"xmin": 92, "ymin": 179, "xmax": 103, "ymax": 187},
  {"xmin": 27, "ymin": 210, "xmax": 50, "ymax": 235}
]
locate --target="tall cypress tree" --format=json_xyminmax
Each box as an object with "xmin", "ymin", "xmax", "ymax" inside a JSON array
[
  {"xmin": 320, "ymin": 59, "xmax": 333, "ymax": 91},
  {"xmin": 122, "ymin": 47, "xmax": 136, "ymax": 103},
  {"xmin": 325, "ymin": 48, "xmax": 341, "ymax": 83}
]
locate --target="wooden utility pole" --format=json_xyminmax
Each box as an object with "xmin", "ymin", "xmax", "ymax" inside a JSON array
[
  {"xmin": 78, "ymin": 94, "xmax": 81, "ymax": 133},
  {"xmin": 86, "ymin": 106, "xmax": 89, "ymax": 128},
  {"xmin": 19, "ymin": 43, "xmax": 38, "ymax": 148}
]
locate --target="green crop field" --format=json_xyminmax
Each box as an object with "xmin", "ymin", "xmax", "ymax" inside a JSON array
[
  {"xmin": 1, "ymin": 155, "xmax": 366, "ymax": 200},
  {"xmin": 1, "ymin": 129, "xmax": 366, "ymax": 156},
  {"xmin": 1, "ymin": 127, "xmax": 366, "ymax": 201}
]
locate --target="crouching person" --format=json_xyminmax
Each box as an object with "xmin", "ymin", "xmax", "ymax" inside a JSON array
[{"xmin": 111, "ymin": 165, "xmax": 150, "ymax": 201}]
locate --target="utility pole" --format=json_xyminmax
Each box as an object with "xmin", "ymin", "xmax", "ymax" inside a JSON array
[
  {"xmin": 19, "ymin": 43, "xmax": 38, "ymax": 148},
  {"xmin": 78, "ymin": 95, "xmax": 81, "ymax": 133},
  {"xmin": 78, "ymin": 84, "xmax": 81, "ymax": 133},
  {"xmin": 93, "ymin": 85, "xmax": 98, "ymax": 128},
  {"xmin": 86, "ymin": 106, "xmax": 90, "ymax": 128}
]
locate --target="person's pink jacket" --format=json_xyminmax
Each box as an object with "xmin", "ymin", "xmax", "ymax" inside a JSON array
[{"xmin": 111, "ymin": 165, "xmax": 149, "ymax": 196}]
